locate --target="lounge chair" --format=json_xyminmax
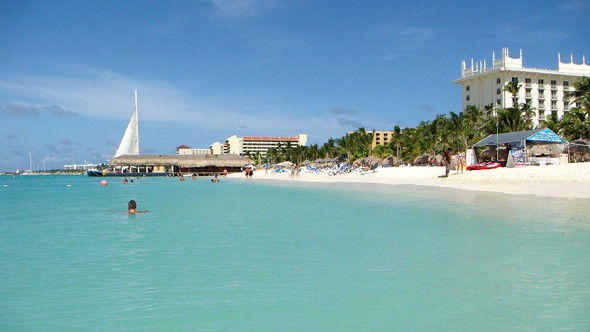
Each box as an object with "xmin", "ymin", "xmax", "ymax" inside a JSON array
[{"xmin": 360, "ymin": 162, "xmax": 379, "ymax": 175}]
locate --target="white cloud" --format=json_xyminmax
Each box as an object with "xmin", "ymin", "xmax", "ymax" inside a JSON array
[
  {"xmin": 373, "ymin": 25, "xmax": 440, "ymax": 50},
  {"xmin": 0, "ymin": 63, "xmax": 340, "ymax": 137},
  {"xmin": 211, "ymin": 0, "xmax": 276, "ymax": 19}
]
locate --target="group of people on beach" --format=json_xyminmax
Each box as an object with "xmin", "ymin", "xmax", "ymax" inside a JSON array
[
  {"xmin": 442, "ymin": 148, "xmax": 466, "ymax": 177},
  {"xmin": 244, "ymin": 167, "xmax": 254, "ymax": 178}
]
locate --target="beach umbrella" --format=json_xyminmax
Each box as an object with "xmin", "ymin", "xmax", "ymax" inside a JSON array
[
  {"xmin": 301, "ymin": 160, "xmax": 312, "ymax": 165},
  {"xmin": 277, "ymin": 161, "xmax": 294, "ymax": 167},
  {"xmin": 382, "ymin": 156, "xmax": 401, "ymax": 166},
  {"xmin": 412, "ymin": 154, "xmax": 431, "ymax": 165}
]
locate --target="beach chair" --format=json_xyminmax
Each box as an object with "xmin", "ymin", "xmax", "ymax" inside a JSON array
[{"xmin": 360, "ymin": 163, "xmax": 379, "ymax": 175}]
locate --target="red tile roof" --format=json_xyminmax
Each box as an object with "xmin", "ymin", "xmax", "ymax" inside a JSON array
[
  {"xmin": 242, "ymin": 136, "xmax": 298, "ymax": 141},
  {"xmin": 177, "ymin": 145, "xmax": 190, "ymax": 149}
]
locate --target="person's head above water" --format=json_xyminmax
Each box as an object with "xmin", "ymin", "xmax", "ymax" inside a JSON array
[{"xmin": 128, "ymin": 200, "xmax": 137, "ymax": 212}]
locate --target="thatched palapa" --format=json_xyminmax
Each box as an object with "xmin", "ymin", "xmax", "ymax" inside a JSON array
[{"xmin": 110, "ymin": 154, "xmax": 253, "ymax": 173}]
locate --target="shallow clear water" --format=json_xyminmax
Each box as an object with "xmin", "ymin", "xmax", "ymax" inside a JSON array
[{"xmin": 0, "ymin": 175, "xmax": 588, "ymax": 330}]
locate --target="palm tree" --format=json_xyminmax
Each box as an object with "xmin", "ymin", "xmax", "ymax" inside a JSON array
[
  {"xmin": 565, "ymin": 76, "xmax": 590, "ymax": 111},
  {"xmin": 391, "ymin": 125, "xmax": 402, "ymax": 158},
  {"xmin": 504, "ymin": 79, "xmax": 521, "ymax": 107},
  {"xmin": 337, "ymin": 134, "xmax": 355, "ymax": 163},
  {"xmin": 541, "ymin": 112, "xmax": 562, "ymax": 134},
  {"xmin": 562, "ymin": 107, "xmax": 590, "ymax": 140}
]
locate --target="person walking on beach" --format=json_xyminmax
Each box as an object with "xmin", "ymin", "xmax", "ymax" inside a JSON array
[
  {"xmin": 223, "ymin": 168, "xmax": 228, "ymax": 178},
  {"xmin": 457, "ymin": 150, "xmax": 465, "ymax": 174},
  {"xmin": 443, "ymin": 148, "xmax": 452, "ymax": 178}
]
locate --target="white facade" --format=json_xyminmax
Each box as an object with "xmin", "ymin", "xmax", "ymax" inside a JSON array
[
  {"xmin": 210, "ymin": 134, "xmax": 308, "ymax": 157},
  {"xmin": 64, "ymin": 163, "xmax": 98, "ymax": 170},
  {"xmin": 454, "ymin": 48, "xmax": 590, "ymax": 126},
  {"xmin": 176, "ymin": 145, "xmax": 211, "ymax": 155}
]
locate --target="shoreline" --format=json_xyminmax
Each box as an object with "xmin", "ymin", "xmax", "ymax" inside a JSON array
[{"xmin": 228, "ymin": 163, "xmax": 590, "ymax": 199}]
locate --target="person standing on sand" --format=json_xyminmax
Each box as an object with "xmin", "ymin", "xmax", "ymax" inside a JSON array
[
  {"xmin": 223, "ymin": 169, "xmax": 228, "ymax": 178},
  {"xmin": 457, "ymin": 150, "xmax": 465, "ymax": 174},
  {"xmin": 443, "ymin": 148, "xmax": 452, "ymax": 178}
]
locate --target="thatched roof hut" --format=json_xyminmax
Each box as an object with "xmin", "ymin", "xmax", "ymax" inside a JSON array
[
  {"xmin": 563, "ymin": 140, "xmax": 590, "ymax": 161},
  {"xmin": 529, "ymin": 143, "xmax": 565, "ymax": 157},
  {"xmin": 110, "ymin": 154, "xmax": 253, "ymax": 168},
  {"xmin": 354, "ymin": 156, "xmax": 383, "ymax": 166},
  {"xmin": 479, "ymin": 147, "xmax": 509, "ymax": 162},
  {"xmin": 382, "ymin": 156, "xmax": 401, "ymax": 166},
  {"xmin": 413, "ymin": 153, "xmax": 441, "ymax": 166},
  {"xmin": 563, "ymin": 139, "xmax": 590, "ymax": 154}
]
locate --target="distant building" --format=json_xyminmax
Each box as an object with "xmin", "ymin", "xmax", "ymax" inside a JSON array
[
  {"xmin": 64, "ymin": 163, "xmax": 98, "ymax": 170},
  {"xmin": 454, "ymin": 47, "xmax": 590, "ymax": 126},
  {"xmin": 370, "ymin": 130, "xmax": 394, "ymax": 149},
  {"xmin": 347, "ymin": 130, "xmax": 395, "ymax": 149},
  {"xmin": 210, "ymin": 134, "xmax": 308, "ymax": 157},
  {"xmin": 176, "ymin": 145, "xmax": 211, "ymax": 155}
]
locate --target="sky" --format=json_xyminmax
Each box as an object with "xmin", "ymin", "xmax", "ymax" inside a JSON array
[{"xmin": 0, "ymin": 0, "xmax": 589, "ymax": 171}]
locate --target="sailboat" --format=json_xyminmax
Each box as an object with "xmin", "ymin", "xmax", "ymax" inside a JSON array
[
  {"xmin": 114, "ymin": 90, "xmax": 140, "ymax": 158},
  {"xmin": 88, "ymin": 91, "xmax": 139, "ymax": 177},
  {"xmin": 21, "ymin": 152, "xmax": 37, "ymax": 175}
]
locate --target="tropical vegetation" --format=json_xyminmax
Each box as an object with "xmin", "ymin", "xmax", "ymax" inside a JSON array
[{"xmin": 255, "ymin": 76, "xmax": 590, "ymax": 165}]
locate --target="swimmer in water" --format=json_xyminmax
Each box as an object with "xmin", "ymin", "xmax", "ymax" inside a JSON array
[
  {"xmin": 123, "ymin": 178, "xmax": 128, "ymax": 184},
  {"xmin": 127, "ymin": 200, "xmax": 147, "ymax": 213}
]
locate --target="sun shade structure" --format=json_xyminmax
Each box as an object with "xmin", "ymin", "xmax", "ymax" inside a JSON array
[
  {"xmin": 473, "ymin": 128, "xmax": 566, "ymax": 148},
  {"xmin": 110, "ymin": 154, "xmax": 253, "ymax": 168}
]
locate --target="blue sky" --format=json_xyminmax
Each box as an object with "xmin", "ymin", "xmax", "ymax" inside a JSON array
[{"xmin": 1, "ymin": 0, "xmax": 589, "ymax": 171}]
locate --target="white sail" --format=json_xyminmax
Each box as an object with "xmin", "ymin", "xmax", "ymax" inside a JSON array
[{"xmin": 114, "ymin": 91, "xmax": 139, "ymax": 158}]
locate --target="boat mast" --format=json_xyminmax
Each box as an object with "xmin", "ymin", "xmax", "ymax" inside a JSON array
[
  {"xmin": 134, "ymin": 90, "xmax": 139, "ymax": 154},
  {"xmin": 29, "ymin": 152, "xmax": 32, "ymax": 171}
]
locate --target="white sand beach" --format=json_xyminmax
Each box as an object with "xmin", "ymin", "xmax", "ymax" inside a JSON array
[{"xmin": 228, "ymin": 163, "xmax": 590, "ymax": 199}]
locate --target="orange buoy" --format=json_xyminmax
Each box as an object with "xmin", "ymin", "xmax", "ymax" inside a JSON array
[{"xmin": 100, "ymin": 180, "xmax": 108, "ymax": 186}]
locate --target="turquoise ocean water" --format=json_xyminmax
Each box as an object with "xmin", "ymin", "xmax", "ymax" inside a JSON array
[{"xmin": 0, "ymin": 175, "xmax": 588, "ymax": 330}]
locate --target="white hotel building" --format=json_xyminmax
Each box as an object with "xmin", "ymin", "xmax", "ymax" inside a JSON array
[
  {"xmin": 210, "ymin": 134, "xmax": 308, "ymax": 157},
  {"xmin": 454, "ymin": 48, "xmax": 590, "ymax": 125}
]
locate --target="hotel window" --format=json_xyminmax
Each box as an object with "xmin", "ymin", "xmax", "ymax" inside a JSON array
[
  {"xmin": 496, "ymin": 88, "xmax": 501, "ymax": 94},
  {"xmin": 466, "ymin": 85, "xmax": 470, "ymax": 91},
  {"xmin": 551, "ymin": 80, "xmax": 557, "ymax": 86},
  {"xmin": 538, "ymin": 79, "xmax": 544, "ymax": 84},
  {"xmin": 496, "ymin": 78, "xmax": 501, "ymax": 84},
  {"xmin": 466, "ymin": 95, "xmax": 470, "ymax": 101},
  {"xmin": 563, "ymin": 81, "xmax": 569, "ymax": 87},
  {"xmin": 496, "ymin": 99, "xmax": 501, "ymax": 105},
  {"xmin": 538, "ymin": 89, "xmax": 544, "ymax": 96},
  {"xmin": 525, "ymin": 78, "xmax": 531, "ymax": 83},
  {"xmin": 512, "ymin": 77, "xmax": 518, "ymax": 82},
  {"xmin": 551, "ymin": 100, "xmax": 557, "ymax": 106},
  {"xmin": 526, "ymin": 98, "xmax": 532, "ymax": 104}
]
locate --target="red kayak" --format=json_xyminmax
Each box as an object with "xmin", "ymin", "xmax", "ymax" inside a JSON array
[{"xmin": 467, "ymin": 162, "xmax": 501, "ymax": 170}]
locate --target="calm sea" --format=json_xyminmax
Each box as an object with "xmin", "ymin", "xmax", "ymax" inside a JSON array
[{"xmin": 0, "ymin": 175, "xmax": 588, "ymax": 330}]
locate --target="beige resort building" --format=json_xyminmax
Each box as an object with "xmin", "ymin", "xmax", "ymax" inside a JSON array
[
  {"xmin": 454, "ymin": 48, "xmax": 590, "ymax": 126},
  {"xmin": 210, "ymin": 134, "xmax": 308, "ymax": 157}
]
